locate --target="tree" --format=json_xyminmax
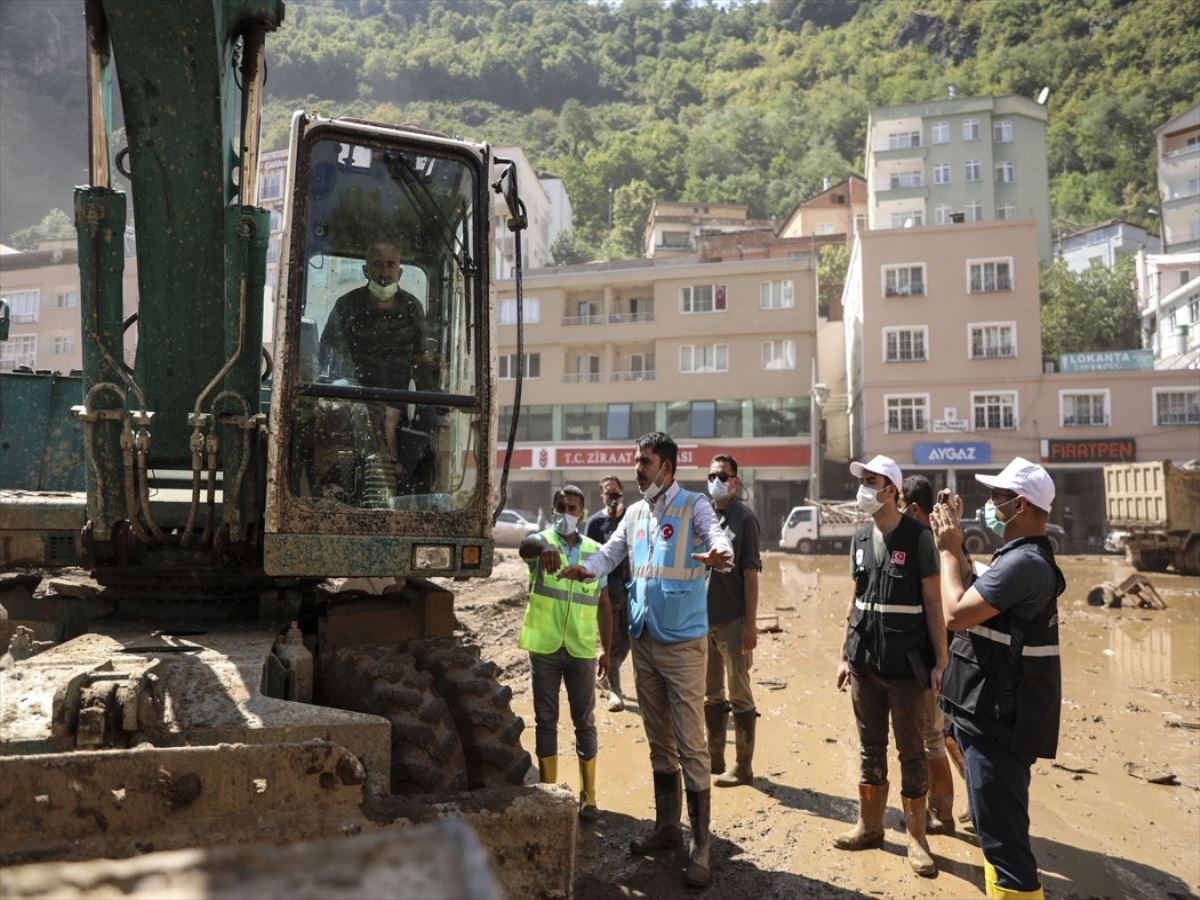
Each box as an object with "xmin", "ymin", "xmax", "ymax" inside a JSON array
[
  {"xmin": 8, "ymin": 208, "xmax": 74, "ymax": 251},
  {"xmin": 549, "ymin": 230, "xmax": 593, "ymax": 267},
  {"xmin": 1040, "ymin": 257, "xmax": 1141, "ymax": 364},
  {"xmin": 817, "ymin": 242, "xmax": 850, "ymax": 317}
]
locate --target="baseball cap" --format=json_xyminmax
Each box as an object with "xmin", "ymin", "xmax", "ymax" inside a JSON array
[
  {"xmin": 849, "ymin": 455, "xmax": 903, "ymax": 492},
  {"xmin": 975, "ymin": 457, "xmax": 1055, "ymax": 512}
]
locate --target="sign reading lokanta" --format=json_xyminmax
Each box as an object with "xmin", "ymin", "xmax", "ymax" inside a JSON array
[
  {"xmin": 914, "ymin": 442, "xmax": 992, "ymax": 465},
  {"xmin": 1059, "ymin": 350, "xmax": 1153, "ymax": 373}
]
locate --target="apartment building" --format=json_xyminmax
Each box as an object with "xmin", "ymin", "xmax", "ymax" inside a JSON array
[
  {"xmin": 1136, "ymin": 249, "xmax": 1200, "ymax": 364},
  {"xmin": 1056, "ymin": 219, "xmax": 1159, "ymax": 273},
  {"xmin": 492, "ymin": 146, "xmax": 552, "ymax": 278},
  {"xmin": 865, "ymin": 93, "xmax": 1052, "ymax": 261},
  {"xmin": 495, "ymin": 254, "xmax": 818, "ymax": 529},
  {"xmin": 1155, "ymin": 102, "xmax": 1200, "ymax": 255},
  {"xmin": 778, "ymin": 175, "xmax": 868, "ymax": 241},
  {"xmin": 843, "ymin": 218, "xmax": 1199, "ymax": 547},
  {"xmin": 643, "ymin": 200, "xmax": 766, "ymax": 259}
]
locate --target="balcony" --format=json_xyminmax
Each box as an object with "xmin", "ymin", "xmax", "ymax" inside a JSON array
[
  {"xmin": 561, "ymin": 314, "xmax": 606, "ymax": 326},
  {"xmin": 1162, "ymin": 143, "xmax": 1200, "ymax": 167},
  {"xmin": 609, "ymin": 311, "xmax": 654, "ymax": 324},
  {"xmin": 609, "ymin": 369, "xmax": 656, "ymax": 382},
  {"xmin": 563, "ymin": 372, "xmax": 604, "ymax": 384}
]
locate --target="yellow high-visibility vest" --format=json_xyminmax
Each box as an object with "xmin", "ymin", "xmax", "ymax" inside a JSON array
[{"xmin": 518, "ymin": 529, "xmax": 601, "ymax": 658}]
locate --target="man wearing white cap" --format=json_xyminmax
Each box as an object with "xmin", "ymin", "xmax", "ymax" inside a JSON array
[
  {"xmin": 929, "ymin": 457, "xmax": 1066, "ymax": 900},
  {"xmin": 833, "ymin": 455, "xmax": 946, "ymax": 877}
]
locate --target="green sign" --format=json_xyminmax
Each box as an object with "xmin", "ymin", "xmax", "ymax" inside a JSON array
[{"xmin": 1060, "ymin": 350, "xmax": 1154, "ymax": 372}]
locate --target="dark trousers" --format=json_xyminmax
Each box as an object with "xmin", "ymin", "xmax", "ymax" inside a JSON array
[
  {"xmin": 530, "ymin": 648, "xmax": 597, "ymax": 759},
  {"xmin": 956, "ymin": 725, "xmax": 1040, "ymax": 892},
  {"xmin": 849, "ymin": 667, "xmax": 929, "ymax": 797},
  {"xmin": 604, "ymin": 591, "xmax": 631, "ymax": 695}
]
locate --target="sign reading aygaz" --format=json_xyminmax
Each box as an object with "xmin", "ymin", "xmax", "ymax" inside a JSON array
[
  {"xmin": 1059, "ymin": 350, "xmax": 1154, "ymax": 372},
  {"xmin": 914, "ymin": 442, "xmax": 991, "ymax": 465},
  {"xmin": 1041, "ymin": 438, "xmax": 1137, "ymax": 463}
]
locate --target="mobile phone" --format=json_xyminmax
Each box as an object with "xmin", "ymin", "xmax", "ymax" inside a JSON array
[{"xmin": 937, "ymin": 489, "xmax": 953, "ymax": 506}]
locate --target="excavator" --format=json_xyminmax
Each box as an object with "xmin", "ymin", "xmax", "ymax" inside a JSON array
[{"xmin": 0, "ymin": 1, "xmax": 572, "ymax": 894}]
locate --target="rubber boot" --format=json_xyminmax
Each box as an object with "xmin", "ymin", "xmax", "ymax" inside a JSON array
[
  {"xmin": 926, "ymin": 755, "xmax": 955, "ymax": 835},
  {"xmin": 832, "ymin": 781, "xmax": 888, "ymax": 850},
  {"xmin": 578, "ymin": 756, "xmax": 599, "ymax": 822},
  {"xmin": 985, "ymin": 858, "xmax": 1045, "ymax": 899},
  {"xmin": 901, "ymin": 794, "xmax": 937, "ymax": 877},
  {"xmin": 629, "ymin": 770, "xmax": 684, "ymax": 855},
  {"xmin": 538, "ymin": 755, "xmax": 558, "ymax": 784},
  {"xmin": 715, "ymin": 708, "xmax": 756, "ymax": 787},
  {"xmin": 685, "ymin": 787, "xmax": 712, "ymax": 888},
  {"xmin": 704, "ymin": 702, "xmax": 729, "ymax": 776}
]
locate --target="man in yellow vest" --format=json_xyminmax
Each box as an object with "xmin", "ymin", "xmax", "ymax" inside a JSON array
[{"xmin": 518, "ymin": 484, "xmax": 614, "ymax": 821}]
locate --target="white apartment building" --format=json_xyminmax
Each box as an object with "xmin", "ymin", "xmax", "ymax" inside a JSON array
[
  {"xmin": 1056, "ymin": 219, "xmax": 1159, "ymax": 273},
  {"xmin": 540, "ymin": 174, "xmax": 573, "ymax": 253},
  {"xmin": 1155, "ymin": 102, "xmax": 1200, "ymax": 255},
  {"xmin": 492, "ymin": 146, "xmax": 552, "ymax": 277},
  {"xmin": 1136, "ymin": 249, "xmax": 1200, "ymax": 364}
]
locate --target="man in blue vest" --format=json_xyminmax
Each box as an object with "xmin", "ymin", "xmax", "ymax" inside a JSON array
[
  {"xmin": 518, "ymin": 484, "xmax": 614, "ymax": 822},
  {"xmin": 561, "ymin": 431, "xmax": 732, "ymax": 888},
  {"xmin": 930, "ymin": 458, "xmax": 1065, "ymax": 900}
]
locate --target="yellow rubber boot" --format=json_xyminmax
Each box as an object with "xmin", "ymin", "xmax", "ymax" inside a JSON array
[
  {"xmin": 578, "ymin": 756, "xmax": 599, "ymax": 821},
  {"xmin": 538, "ymin": 755, "xmax": 558, "ymax": 784},
  {"xmin": 984, "ymin": 857, "xmax": 1045, "ymax": 899}
]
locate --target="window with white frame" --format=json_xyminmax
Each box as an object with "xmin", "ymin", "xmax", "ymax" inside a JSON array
[
  {"xmin": 964, "ymin": 160, "xmax": 982, "ymax": 182},
  {"xmin": 56, "ymin": 291, "xmax": 79, "ymax": 308},
  {"xmin": 972, "ymin": 391, "xmax": 1018, "ymax": 430},
  {"xmin": 1060, "ymin": 390, "xmax": 1110, "ymax": 427},
  {"xmin": 993, "ymin": 120, "xmax": 1014, "ymax": 143},
  {"xmin": 498, "ymin": 352, "xmax": 540, "ymax": 379},
  {"xmin": 1153, "ymin": 388, "xmax": 1200, "ymax": 425},
  {"xmin": 966, "ymin": 201, "xmax": 983, "ymax": 223},
  {"xmin": 934, "ymin": 204, "xmax": 952, "ymax": 225},
  {"xmin": 260, "ymin": 170, "xmax": 284, "ymax": 201},
  {"xmin": 888, "ymin": 130, "xmax": 921, "ymax": 150},
  {"xmin": 761, "ymin": 339, "xmax": 796, "ymax": 370},
  {"xmin": 962, "ymin": 119, "xmax": 980, "ymax": 141},
  {"xmin": 995, "ymin": 161, "xmax": 1015, "ymax": 183},
  {"xmin": 996, "ymin": 203, "xmax": 1015, "ymax": 220},
  {"xmin": 0, "ymin": 334, "xmax": 37, "ymax": 369},
  {"xmin": 883, "ymin": 263, "xmax": 926, "ymax": 297},
  {"xmin": 815, "ymin": 222, "xmax": 836, "ymax": 236},
  {"xmin": 680, "ymin": 283, "xmax": 727, "ymax": 314},
  {"xmin": 3, "ymin": 290, "xmax": 39, "ymax": 323},
  {"xmin": 680, "ymin": 343, "xmax": 729, "ymax": 374},
  {"xmin": 498, "ymin": 297, "xmax": 540, "ymax": 325},
  {"xmin": 969, "ymin": 322, "xmax": 1017, "ymax": 358},
  {"xmin": 886, "ymin": 395, "xmax": 928, "ymax": 432},
  {"xmin": 931, "ymin": 121, "xmax": 950, "ymax": 144},
  {"xmin": 933, "ymin": 163, "xmax": 951, "ymax": 185},
  {"xmin": 890, "ymin": 210, "xmax": 924, "ymax": 228},
  {"xmin": 890, "ymin": 170, "xmax": 923, "ymax": 189},
  {"xmin": 883, "ymin": 326, "xmax": 928, "ymax": 362},
  {"xmin": 760, "ymin": 279, "xmax": 795, "ymax": 309},
  {"xmin": 968, "ymin": 258, "xmax": 1013, "ymax": 293},
  {"xmin": 51, "ymin": 335, "xmax": 75, "ymax": 355}
]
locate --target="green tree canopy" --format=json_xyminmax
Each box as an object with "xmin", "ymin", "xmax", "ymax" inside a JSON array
[
  {"xmin": 8, "ymin": 208, "xmax": 73, "ymax": 251},
  {"xmin": 1040, "ymin": 257, "xmax": 1141, "ymax": 364}
]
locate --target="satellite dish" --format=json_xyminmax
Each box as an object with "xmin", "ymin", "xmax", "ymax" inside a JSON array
[{"xmin": 1036, "ymin": 86, "xmax": 1050, "ymax": 105}]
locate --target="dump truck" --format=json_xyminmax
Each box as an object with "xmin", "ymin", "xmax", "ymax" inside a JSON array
[
  {"xmin": 0, "ymin": 1, "xmax": 575, "ymax": 895},
  {"xmin": 1103, "ymin": 461, "xmax": 1200, "ymax": 575}
]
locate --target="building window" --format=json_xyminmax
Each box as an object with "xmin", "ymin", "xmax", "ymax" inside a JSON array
[
  {"xmin": 260, "ymin": 170, "xmax": 284, "ymax": 202},
  {"xmin": 680, "ymin": 343, "xmax": 729, "ymax": 374},
  {"xmin": 55, "ymin": 291, "xmax": 79, "ymax": 308},
  {"xmin": 995, "ymin": 161, "xmax": 1015, "ymax": 183},
  {"xmin": 934, "ymin": 205, "xmax": 952, "ymax": 225},
  {"xmin": 890, "ymin": 170, "xmax": 924, "ymax": 189},
  {"xmin": 498, "ymin": 297, "xmax": 540, "ymax": 325},
  {"xmin": 933, "ymin": 163, "xmax": 951, "ymax": 185},
  {"xmin": 0, "ymin": 334, "xmax": 37, "ymax": 369},
  {"xmin": 666, "ymin": 399, "xmax": 738, "ymax": 438},
  {"xmin": 964, "ymin": 160, "xmax": 982, "ymax": 182},
  {"xmin": 760, "ymin": 279, "xmax": 794, "ymax": 309},
  {"xmin": 680, "ymin": 283, "xmax": 727, "ymax": 314},
  {"xmin": 931, "ymin": 121, "xmax": 950, "ymax": 144},
  {"xmin": 993, "ymin": 120, "xmax": 1014, "ymax": 143},
  {"xmin": 889, "ymin": 210, "xmax": 924, "ymax": 228},
  {"xmin": 886, "ymin": 395, "xmax": 929, "ymax": 433},
  {"xmin": 3, "ymin": 290, "xmax": 39, "ymax": 324},
  {"xmin": 972, "ymin": 391, "xmax": 1018, "ymax": 430},
  {"xmin": 269, "ymin": 209, "xmax": 282, "ymax": 233},
  {"xmin": 1153, "ymin": 388, "xmax": 1200, "ymax": 425},
  {"xmin": 498, "ymin": 404, "xmax": 553, "ymax": 441},
  {"xmin": 569, "ymin": 354, "xmax": 601, "ymax": 383},
  {"xmin": 752, "ymin": 397, "xmax": 810, "ymax": 437},
  {"xmin": 659, "ymin": 230, "xmax": 692, "ymax": 249},
  {"xmin": 267, "ymin": 240, "xmax": 280, "ymax": 264},
  {"xmin": 883, "ymin": 326, "xmax": 928, "ymax": 362},
  {"xmin": 562, "ymin": 403, "xmax": 607, "ymax": 441},
  {"xmin": 603, "ymin": 401, "xmax": 656, "ymax": 439},
  {"xmin": 1060, "ymin": 390, "xmax": 1110, "ymax": 427},
  {"xmin": 969, "ymin": 322, "xmax": 1017, "ymax": 358},
  {"xmin": 815, "ymin": 222, "xmax": 835, "ymax": 236},
  {"xmin": 761, "ymin": 339, "xmax": 796, "ymax": 370},
  {"xmin": 966, "ymin": 201, "xmax": 983, "ymax": 222},
  {"xmin": 968, "ymin": 258, "xmax": 1014, "ymax": 293},
  {"xmin": 963, "ymin": 119, "xmax": 981, "ymax": 141},
  {"xmin": 996, "ymin": 203, "xmax": 1015, "ymax": 221},
  {"xmin": 888, "ymin": 130, "xmax": 921, "ymax": 150},
  {"xmin": 498, "ymin": 352, "xmax": 540, "ymax": 380},
  {"xmin": 883, "ymin": 263, "xmax": 926, "ymax": 297},
  {"xmin": 52, "ymin": 335, "xmax": 76, "ymax": 355}
]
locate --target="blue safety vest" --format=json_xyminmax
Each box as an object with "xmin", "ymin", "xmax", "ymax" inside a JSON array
[{"xmin": 626, "ymin": 489, "xmax": 709, "ymax": 642}]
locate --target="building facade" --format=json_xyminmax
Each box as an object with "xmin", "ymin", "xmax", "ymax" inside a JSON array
[
  {"xmin": 492, "ymin": 146, "xmax": 552, "ymax": 278},
  {"xmin": 643, "ymin": 200, "xmax": 766, "ymax": 259},
  {"xmin": 494, "ymin": 254, "xmax": 818, "ymax": 530},
  {"xmin": 1056, "ymin": 219, "xmax": 1159, "ymax": 273},
  {"xmin": 779, "ymin": 175, "xmax": 868, "ymax": 241},
  {"xmin": 540, "ymin": 174, "xmax": 573, "ymax": 255},
  {"xmin": 843, "ymin": 218, "xmax": 1199, "ymax": 548},
  {"xmin": 865, "ymin": 94, "xmax": 1052, "ymax": 261},
  {"xmin": 1136, "ymin": 249, "xmax": 1200, "ymax": 364},
  {"xmin": 1155, "ymin": 102, "xmax": 1200, "ymax": 255}
]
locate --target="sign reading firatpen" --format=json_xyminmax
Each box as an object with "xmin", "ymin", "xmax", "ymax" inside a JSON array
[
  {"xmin": 1040, "ymin": 438, "xmax": 1136, "ymax": 463},
  {"xmin": 1059, "ymin": 350, "xmax": 1154, "ymax": 372},
  {"xmin": 913, "ymin": 442, "xmax": 991, "ymax": 465}
]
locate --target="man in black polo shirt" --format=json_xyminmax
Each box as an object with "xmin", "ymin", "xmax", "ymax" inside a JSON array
[
  {"xmin": 703, "ymin": 453, "xmax": 762, "ymax": 787},
  {"xmin": 585, "ymin": 475, "xmax": 631, "ymax": 712}
]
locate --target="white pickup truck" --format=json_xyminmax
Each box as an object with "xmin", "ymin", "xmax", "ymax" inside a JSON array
[{"xmin": 778, "ymin": 501, "xmax": 869, "ymax": 553}]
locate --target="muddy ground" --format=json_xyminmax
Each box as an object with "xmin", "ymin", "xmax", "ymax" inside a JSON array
[{"xmin": 449, "ymin": 551, "xmax": 1200, "ymax": 900}]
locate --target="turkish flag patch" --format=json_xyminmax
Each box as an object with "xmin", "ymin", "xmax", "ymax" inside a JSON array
[
  {"xmin": 660, "ymin": 524, "xmax": 675, "ymax": 540},
  {"xmin": 890, "ymin": 550, "xmax": 907, "ymax": 566},
  {"xmin": 636, "ymin": 528, "xmax": 646, "ymax": 542}
]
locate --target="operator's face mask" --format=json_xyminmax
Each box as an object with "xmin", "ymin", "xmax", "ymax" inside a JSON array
[{"xmin": 553, "ymin": 512, "xmax": 579, "ymax": 537}]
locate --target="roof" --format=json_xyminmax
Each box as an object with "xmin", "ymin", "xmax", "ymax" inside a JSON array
[
  {"xmin": 1154, "ymin": 101, "xmax": 1200, "ymax": 137},
  {"xmin": 1056, "ymin": 218, "xmax": 1154, "ymax": 242}
]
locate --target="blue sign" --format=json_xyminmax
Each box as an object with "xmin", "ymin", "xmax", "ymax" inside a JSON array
[
  {"xmin": 914, "ymin": 442, "xmax": 991, "ymax": 465},
  {"xmin": 1060, "ymin": 350, "xmax": 1154, "ymax": 372}
]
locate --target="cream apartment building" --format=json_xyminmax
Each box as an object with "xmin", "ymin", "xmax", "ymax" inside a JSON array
[
  {"xmin": 844, "ymin": 218, "xmax": 1199, "ymax": 547},
  {"xmin": 495, "ymin": 254, "xmax": 818, "ymax": 529}
]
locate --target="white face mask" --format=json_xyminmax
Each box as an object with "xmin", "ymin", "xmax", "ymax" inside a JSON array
[
  {"xmin": 640, "ymin": 464, "xmax": 667, "ymax": 502},
  {"xmin": 367, "ymin": 278, "xmax": 398, "ymax": 300},
  {"xmin": 856, "ymin": 484, "xmax": 886, "ymax": 514},
  {"xmin": 708, "ymin": 477, "xmax": 730, "ymax": 502},
  {"xmin": 553, "ymin": 512, "xmax": 578, "ymax": 536}
]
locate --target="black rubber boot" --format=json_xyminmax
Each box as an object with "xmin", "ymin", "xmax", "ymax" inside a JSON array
[
  {"xmin": 685, "ymin": 787, "xmax": 712, "ymax": 887},
  {"xmin": 704, "ymin": 702, "xmax": 730, "ymax": 776},
  {"xmin": 715, "ymin": 708, "xmax": 756, "ymax": 787},
  {"xmin": 629, "ymin": 770, "xmax": 684, "ymax": 855}
]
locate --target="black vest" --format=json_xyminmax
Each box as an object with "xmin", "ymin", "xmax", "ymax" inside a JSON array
[
  {"xmin": 844, "ymin": 514, "xmax": 931, "ymax": 677},
  {"xmin": 939, "ymin": 536, "xmax": 1065, "ymax": 760}
]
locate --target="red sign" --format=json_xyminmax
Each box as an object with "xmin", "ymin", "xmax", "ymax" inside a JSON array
[
  {"xmin": 1042, "ymin": 438, "xmax": 1136, "ymax": 463},
  {"xmin": 497, "ymin": 443, "xmax": 810, "ymax": 471}
]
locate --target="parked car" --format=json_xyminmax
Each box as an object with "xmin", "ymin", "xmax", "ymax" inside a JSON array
[
  {"xmin": 492, "ymin": 509, "xmax": 540, "ymax": 547},
  {"xmin": 1103, "ymin": 529, "xmax": 1129, "ymax": 555},
  {"xmin": 961, "ymin": 508, "xmax": 1065, "ymax": 556}
]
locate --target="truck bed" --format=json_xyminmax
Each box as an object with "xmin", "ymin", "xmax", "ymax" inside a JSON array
[{"xmin": 1104, "ymin": 461, "xmax": 1200, "ymax": 532}]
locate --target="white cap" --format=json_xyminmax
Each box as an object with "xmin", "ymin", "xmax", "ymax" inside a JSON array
[
  {"xmin": 849, "ymin": 455, "xmax": 903, "ymax": 492},
  {"xmin": 975, "ymin": 457, "xmax": 1055, "ymax": 512}
]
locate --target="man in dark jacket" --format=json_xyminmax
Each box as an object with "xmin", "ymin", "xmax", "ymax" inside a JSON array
[{"xmin": 585, "ymin": 475, "xmax": 631, "ymax": 712}]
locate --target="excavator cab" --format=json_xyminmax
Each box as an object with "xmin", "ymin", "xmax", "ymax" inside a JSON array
[{"xmin": 265, "ymin": 116, "xmax": 496, "ymax": 578}]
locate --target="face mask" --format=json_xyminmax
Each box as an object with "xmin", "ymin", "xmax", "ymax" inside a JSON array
[
  {"xmin": 984, "ymin": 496, "xmax": 1021, "ymax": 536},
  {"xmin": 367, "ymin": 279, "xmax": 398, "ymax": 300},
  {"xmin": 708, "ymin": 477, "xmax": 730, "ymax": 502},
  {"xmin": 553, "ymin": 512, "xmax": 578, "ymax": 536},
  {"xmin": 640, "ymin": 464, "xmax": 667, "ymax": 502},
  {"xmin": 856, "ymin": 484, "xmax": 885, "ymax": 514}
]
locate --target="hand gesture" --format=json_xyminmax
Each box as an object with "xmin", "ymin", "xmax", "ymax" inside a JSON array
[
  {"xmin": 692, "ymin": 547, "xmax": 733, "ymax": 572},
  {"xmin": 929, "ymin": 498, "xmax": 964, "ymax": 554},
  {"xmin": 559, "ymin": 564, "xmax": 593, "ymax": 582},
  {"xmin": 538, "ymin": 546, "xmax": 563, "ymax": 575}
]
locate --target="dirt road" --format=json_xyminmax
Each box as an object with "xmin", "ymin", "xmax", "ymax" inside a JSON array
[{"xmin": 451, "ymin": 551, "xmax": 1200, "ymax": 899}]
